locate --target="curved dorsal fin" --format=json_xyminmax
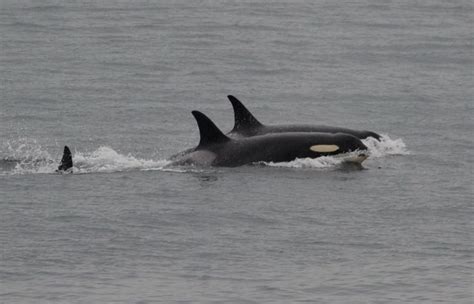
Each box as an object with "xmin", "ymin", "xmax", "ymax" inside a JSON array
[
  {"xmin": 191, "ymin": 111, "xmax": 230, "ymax": 148},
  {"xmin": 227, "ymin": 95, "xmax": 263, "ymax": 132}
]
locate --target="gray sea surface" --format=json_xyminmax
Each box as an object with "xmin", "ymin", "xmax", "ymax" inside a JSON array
[{"xmin": 1, "ymin": 1, "xmax": 472, "ymax": 303}]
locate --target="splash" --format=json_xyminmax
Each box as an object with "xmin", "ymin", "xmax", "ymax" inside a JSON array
[
  {"xmin": 1, "ymin": 138, "xmax": 52, "ymax": 163},
  {"xmin": 0, "ymin": 142, "xmax": 171, "ymax": 175},
  {"xmin": 362, "ymin": 134, "xmax": 409, "ymax": 158},
  {"xmin": 0, "ymin": 138, "xmax": 56, "ymax": 174},
  {"xmin": 261, "ymin": 134, "xmax": 408, "ymax": 169},
  {"xmin": 263, "ymin": 155, "xmax": 347, "ymax": 169},
  {"xmin": 72, "ymin": 146, "xmax": 169, "ymax": 174},
  {"xmin": 1, "ymin": 134, "xmax": 408, "ymax": 174}
]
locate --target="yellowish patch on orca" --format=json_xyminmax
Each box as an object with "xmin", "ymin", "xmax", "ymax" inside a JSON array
[{"xmin": 310, "ymin": 144, "xmax": 339, "ymax": 153}]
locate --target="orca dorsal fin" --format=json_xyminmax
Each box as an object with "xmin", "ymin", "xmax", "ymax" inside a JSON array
[
  {"xmin": 227, "ymin": 95, "xmax": 263, "ymax": 132},
  {"xmin": 57, "ymin": 145, "xmax": 73, "ymax": 171},
  {"xmin": 191, "ymin": 111, "xmax": 230, "ymax": 147}
]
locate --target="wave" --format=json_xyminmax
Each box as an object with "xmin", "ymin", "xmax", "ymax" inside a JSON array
[
  {"xmin": 261, "ymin": 134, "xmax": 408, "ymax": 169},
  {"xmin": 262, "ymin": 154, "xmax": 359, "ymax": 169},
  {"xmin": 0, "ymin": 134, "xmax": 407, "ymax": 175},
  {"xmin": 362, "ymin": 134, "xmax": 409, "ymax": 158},
  {"xmin": 0, "ymin": 140, "xmax": 171, "ymax": 175},
  {"xmin": 0, "ymin": 138, "xmax": 55, "ymax": 174},
  {"xmin": 72, "ymin": 146, "xmax": 170, "ymax": 174}
]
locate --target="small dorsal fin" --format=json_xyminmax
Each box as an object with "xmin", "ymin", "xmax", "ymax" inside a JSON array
[
  {"xmin": 191, "ymin": 111, "xmax": 230, "ymax": 147},
  {"xmin": 227, "ymin": 95, "xmax": 263, "ymax": 132},
  {"xmin": 57, "ymin": 145, "xmax": 73, "ymax": 171}
]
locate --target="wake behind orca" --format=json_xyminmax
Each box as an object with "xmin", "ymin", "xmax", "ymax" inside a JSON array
[
  {"xmin": 171, "ymin": 111, "xmax": 368, "ymax": 167},
  {"xmin": 227, "ymin": 95, "xmax": 381, "ymax": 140}
]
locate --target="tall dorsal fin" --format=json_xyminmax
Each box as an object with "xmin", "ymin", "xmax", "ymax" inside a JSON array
[
  {"xmin": 191, "ymin": 111, "xmax": 230, "ymax": 147},
  {"xmin": 227, "ymin": 95, "xmax": 263, "ymax": 132}
]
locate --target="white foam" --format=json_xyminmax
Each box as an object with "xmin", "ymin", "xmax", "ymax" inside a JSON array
[
  {"xmin": 263, "ymin": 155, "xmax": 344, "ymax": 169},
  {"xmin": 1, "ymin": 142, "xmax": 171, "ymax": 175},
  {"xmin": 261, "ymin": 134, "xmax": 408, "ymax": 169},
  {"xmin": 2, "ymin": 138, "xmax": 52, "ymax": 163},
  {"xmin": 362, "ymin": 134, "xmax": 409, "ymax": 158},
  {"xmin": 72, "ymin": 146, "xmax": 169, "ymax": 174},
  {"xmin": 0, "ymin": 138, "xmax": 55, "ymax": 175},
  {"xmin": 1, "ymin": 134, "xmax": 408, "ymax": 174}
]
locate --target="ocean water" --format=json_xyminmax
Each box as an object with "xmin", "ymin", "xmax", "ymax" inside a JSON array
[{"xmin": 1, "ymin": 1, "xmax": 472, "ymax": 303}]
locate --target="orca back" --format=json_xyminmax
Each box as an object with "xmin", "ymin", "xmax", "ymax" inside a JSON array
[{"xmin": 227, "ymin": 95, "xmax": 381, "ymax": 140}]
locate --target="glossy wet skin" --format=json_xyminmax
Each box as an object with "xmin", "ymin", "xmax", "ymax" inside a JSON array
[
  {"xmin": 227, "ymin": 95, "xmax": 381, "ymax": 140},
  {"xmin": 173, "ymin": 131, "xmax": 368, "ymax": 167},
  {"xmin": 230, "ymin": 123, "xmax": 381, "ymax": 140}
]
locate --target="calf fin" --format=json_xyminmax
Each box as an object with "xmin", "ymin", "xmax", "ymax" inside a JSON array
[{"xmin": 57, "ymin": 146, "xmax": 73, "ymax": 173}]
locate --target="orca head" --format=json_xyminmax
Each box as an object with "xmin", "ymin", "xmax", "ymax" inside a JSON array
[
  {"xmin": 227, "ymin": 95, "xmax": 263, "ymax": 136},
  {"xmin": 330, "ymin": 133, "xmax": 369, "ymax": 154}
]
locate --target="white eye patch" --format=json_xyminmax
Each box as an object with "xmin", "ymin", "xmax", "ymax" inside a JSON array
[{"xmin": 309, "ymin": 144, "xmax": 339, "ymax": 153}]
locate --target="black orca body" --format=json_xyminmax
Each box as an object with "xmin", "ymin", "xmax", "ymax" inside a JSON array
[
  {"xmin": 228, "ymin": 95, "xmax": 381, "ymax": 140},
  {"xmin": 56, "ymin": 146, "xmax": 73, "ymax": 173},
  {"xmin": 171, "ymin": 111, "xmax": 368, "ymax": 167}
]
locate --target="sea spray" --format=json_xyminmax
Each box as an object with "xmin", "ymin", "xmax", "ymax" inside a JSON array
[
  {"xmin": 262, "ymin": 134, "xmax": 408, "ymax": 169},
  {"xmin": 362, "ymin": 134, "xmax": 409, "ymax": 158},
  {"xmin": 1, "ymin": 135, "xmax": 408, "ymax": 174},
  {"xmin": 1, "ymin": 143, "xmax": 169, "ymax": 175}
]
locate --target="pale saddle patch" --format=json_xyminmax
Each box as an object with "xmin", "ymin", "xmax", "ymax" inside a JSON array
[{"xmin": 309, "ymin": 144, "xmax": 339, "ymax": 153}]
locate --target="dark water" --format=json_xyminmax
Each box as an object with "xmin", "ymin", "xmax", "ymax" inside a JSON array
[{"xmin": 1, "ymin": 1, "xmax": 472, "ymax": 303}]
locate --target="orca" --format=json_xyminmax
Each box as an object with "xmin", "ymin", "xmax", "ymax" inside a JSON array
[
  {"xmin": 170, "ymin": 111, "xmax": 368, "ymax": 167},
  {"xmin": 56, "ymin": 146, "xmax": 73, "ymax": 173},
  {"xmin": 227, "ymin": 95, "xmax": 381, "ymax": 140}
]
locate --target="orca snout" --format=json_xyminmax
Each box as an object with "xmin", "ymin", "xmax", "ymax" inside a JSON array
[
  {"xmin": 359, "ymin": 141, "xmax": 369, "ymax": 151},
  {"xmin": 343, "ymin": 134, "xmax": 368, "ymax": 152}
]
